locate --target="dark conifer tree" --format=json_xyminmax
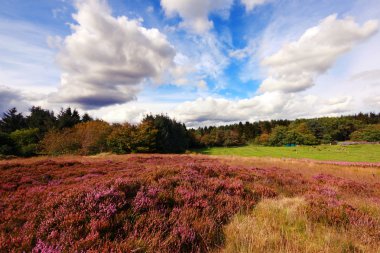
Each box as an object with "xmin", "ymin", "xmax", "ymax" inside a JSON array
[
  {"xmin": 27, "ymin": 106, "xmax": 56, "ymax": 135},
  {"xmin": 56, "ymin": 107, "xmax": 81, "ymax": 129},
  {"xmin": 0, "ymin": 107, "xmax": 26, "ymax": 133}
]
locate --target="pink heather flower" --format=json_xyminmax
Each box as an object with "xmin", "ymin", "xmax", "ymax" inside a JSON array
[
  {"xmin": 32, "ymin": 240, "xmax": 61, "ymax": 253},
  {"xmin": 147, "ymin": 186, "xmax": 160, "ymax": 197},
  {"xmin": 133, "ymin": 191, "xmax": 154, "ymax": 211},
  {"xmin": 173, "ymin": 225, "xmax": 196, "ymax": 243}
]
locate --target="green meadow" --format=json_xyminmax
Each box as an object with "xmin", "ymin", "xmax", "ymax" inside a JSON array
[{"xmin": 196, "ymin": 144, "xmax": 380, "ymax": 162}]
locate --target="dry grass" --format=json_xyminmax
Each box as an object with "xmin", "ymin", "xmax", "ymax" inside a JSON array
[
  {"xmin": 222, "ymin": 197, "xmax": 380, "ymax": 253},
  {"xmin": 218, "ymin": 155, "xmax": 380, "ymax": 185}
]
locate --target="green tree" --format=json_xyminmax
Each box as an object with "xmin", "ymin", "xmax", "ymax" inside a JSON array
[
  {"xmin": 133, "ymin": 120, "xmax": 158, "ymax": 153},
  {"xmin": 268, "ymin": 126, "xmax": 288, "ymax": 146},
  {"xmin": 145, "ymin": 115, "xmax": 189, "ymax": 153},
  {"xmin": 10, "ymin": 128, "xmax": 39, "ymax": 156},
  {"xmin": 0, "ymin": 132, "xmax": 17, "ymax": 156},
  {"xmin": 27, "ymin": 106, "xmax": 56, "ymax": 137},
  {"xmin": 0, "ymin": 108, "xmax": 26, "ymax": 133},
  {"xmin": 57, "ymin": 107, "xmax": 81, "ymax": 129},
  {"xmin": 350, "ymin": 124, "xmax": 380, "ymax": 142},
  {"xmin": 81, "ymin": 113, "xmax": 94, "ymax": 123},
  {"xmin": 107, "ymin": 123, "xmax": 136, "ymax": 154}
]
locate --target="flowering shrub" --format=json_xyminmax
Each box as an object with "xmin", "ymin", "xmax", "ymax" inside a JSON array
[{"xmin": 1, "ymin": 155, "xmax": 379, "ymax": 252}]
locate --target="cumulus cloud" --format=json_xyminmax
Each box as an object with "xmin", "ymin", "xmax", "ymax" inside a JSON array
[
  {"xmin": 241, "ymin": 0, "xmax": 269, "ymax": 12},
  {"xmin": 51, "ymin": 0, "xmax": 176, "ymax": 109},
  {"xmin": 260, "ymin": 14, "xmax": 379, "ymax": 93},
  {"xmin": 173, "ymin": 92, "xmax": 289, "ymax": 126},
  {"xmin": 160, "ymin": 0, "xmax": 233, "ymax": 34},
  {"xmin": 173, "ymin": 92, "xmax": 354, "ymax": 127}
]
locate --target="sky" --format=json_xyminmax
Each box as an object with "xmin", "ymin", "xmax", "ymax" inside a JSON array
[{"xmin": 1, "ymin": 0, "xmax": 380, "ymax": 127}]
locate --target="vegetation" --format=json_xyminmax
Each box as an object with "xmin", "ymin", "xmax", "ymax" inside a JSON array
[
  {"xmin": 350, "ymin": 124, "xmax": 380, "ymax": 142},
  {"xmin": 1, "ymin": 155, "xmax": 379, "ymax": 252},
  {"xmin": 190, "ymin": 113, "xmax": 380, "ymax": 147},
  {"xmin": 197, "ymin": 144, "xmax": 380, "ymax": 162},
  {"xmin": 1, "ymin": 106, "xmax": 380, "ymax": 158},
  {"xmin": 223, "ymin": 197, "xmax": 380, "ymax": 252}
]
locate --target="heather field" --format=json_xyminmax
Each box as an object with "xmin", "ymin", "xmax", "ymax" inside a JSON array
[
  {"xmin": 1, "ymin": 155, "xmax": 380, "ymax": 252},
  {"xmin": 197, "ymin": 144, "xmax": 380, "ymax": 162}
]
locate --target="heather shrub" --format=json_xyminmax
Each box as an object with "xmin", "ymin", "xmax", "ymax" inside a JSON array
[
  {"xmin": 1, "ymin": 155, "xmax": 379, "ymax": 252},
  {"xmin": 0, "ymin": 156, "xmax": 263, "ymax": 252}
]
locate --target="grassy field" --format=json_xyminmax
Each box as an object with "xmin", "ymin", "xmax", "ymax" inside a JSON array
[{"xmin": 196, "ymin": 144, "xmax": 380, "ymax": 162}]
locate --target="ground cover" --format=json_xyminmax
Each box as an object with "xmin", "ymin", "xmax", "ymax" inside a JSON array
[
  {"xmin": 0, "ymin": 154, "xmax": 379, "ymax": 252},
  {"xmin": 196, "ymin": 144, "xmax": 380, "ymax": 163}
]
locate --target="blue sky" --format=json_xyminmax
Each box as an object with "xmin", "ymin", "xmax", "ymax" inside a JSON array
[{"xmin": 1, "ymin": 0, "xmax": 380, "ymax": 126}]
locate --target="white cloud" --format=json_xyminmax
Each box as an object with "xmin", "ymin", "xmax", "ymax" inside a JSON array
[
  {"xmin": 259, "ymin": 14, "xmax": 379, "ymax": 93},
  {"xmin": 51, "ymin": 0, "xmax": 176, "ymax": 109},
  {"xmin": 350, "ymin": 69, "xmax": 380, "ymax": 82},
  {"xmin": 241, "ymin": 0, "xmax": 269, "ymax": 12},
  {"xmin": 197, "ymin": 80, "xmax": 208, "ymax": 89},
  {"xmin": 160, "ymin": 0, "xmax": 233, "ymax": 34},
  {"xmin": 172, "ymin": 92, "xmax": 355, "ymax": 127},
  {"xmin": 46, "ymin": 35, "xmax": 63, "ymax": 49}
]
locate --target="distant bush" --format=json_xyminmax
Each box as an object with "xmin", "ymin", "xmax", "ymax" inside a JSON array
[
  {"xmin": 10, "ymin": 128, "xmax": 39, "ymax": 157},
  {"xmin": 0, "ymin": 132, "xmax": 17, "ymax": 155},
  {"xmin": 107, "ymin": 121, "xmax": 158, "ymax": 154},
  {"xmin": 107, "ymin": 123, "xmax": 136, "ymax": 154},
  {"xmin": 41, "ymin": 129, "xmax": 81, "ymax": 155},
  {"xmin": 254, "ymin": 133, "xmax": 270, "ymax": 145},
  {"xmin": 268, "ymin": 126, "xmax": 288, "ymax": 146},
  {"xmin": 350, "ymin": 124, "xmax": 380, "ymax": 142},
  {"xmin": 41, "ymin": 121, "xmax": 112, "ymax": 155},
  {"xmin": 74, "ymin": 121, "xmax": 112, "ymax": 154},
  {"xmin": 268, "ymin": 124, "xmax": 319, "ymax": 146}
]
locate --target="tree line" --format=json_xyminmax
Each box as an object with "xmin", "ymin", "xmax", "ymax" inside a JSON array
[
  {"xmin": 0, "ymin": 107, "xmax": 189, "ymax": 157},
  {"xmin": 0, "ymin": 107, "xmax": 379, "ymax": 157},
  {"xmin": 189, "ymin": 112, "xmax": 380, "ymax": 147}
]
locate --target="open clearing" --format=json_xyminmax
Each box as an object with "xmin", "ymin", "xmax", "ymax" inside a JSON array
[
  {"xmin": 196, "ymin": 144, "xmax": 380, "ymax": 162},
  {"xmin": 1, "ymin": 154, "xmax": 380, "ymax": 252}
]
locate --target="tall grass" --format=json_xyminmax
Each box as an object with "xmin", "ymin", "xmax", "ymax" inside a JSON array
[{"xmin": 223, "ymin": 197, "xmax": 380, "ymax": 253}]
